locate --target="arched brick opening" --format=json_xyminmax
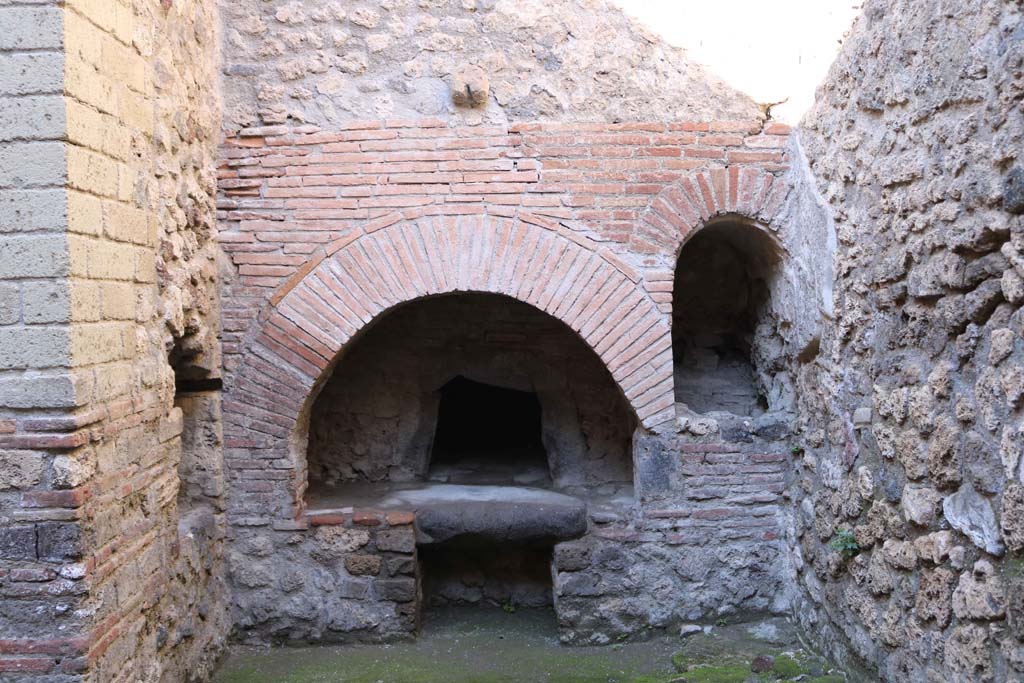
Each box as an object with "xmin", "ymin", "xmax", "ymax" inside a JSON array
[
  {"xmin": 304, "ymin": 292, "xmax": 638, "ymax": 493},
  {"xmin": 636, "ymin": 168, "xmax": 794, "ymax": 418},
  {"xmin": 673, "ymin": 217, "xmax": 783, "ymax": 414},
  {"xmin": 224, "ymin": 212, "xmax": 673, "ymax": 519},
  {"xmin": 640, "ymin": 167, "xmax": 789, "ymax": 259}
]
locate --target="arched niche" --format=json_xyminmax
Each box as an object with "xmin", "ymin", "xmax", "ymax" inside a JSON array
[
  {"xmin": 304, "ymin": 292, "xmax": 637, "ymax": 496},
  {"xmin": 672, "ymin": 217, "xmax": 784, "ymax": 416}
]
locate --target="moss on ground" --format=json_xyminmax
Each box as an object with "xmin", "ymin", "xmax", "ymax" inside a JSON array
[
  {"xmin": 771, "ymin": 655, "xmax": 802, "ymax": 677},
  {"xmin": 214, "ymin": 608, "xmax": 848, "ymax": 683}
]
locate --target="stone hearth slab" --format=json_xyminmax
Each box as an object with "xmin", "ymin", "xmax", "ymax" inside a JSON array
[{"xmin": 307, "ymin": 483, "xmax": 589, "ymax": 545}]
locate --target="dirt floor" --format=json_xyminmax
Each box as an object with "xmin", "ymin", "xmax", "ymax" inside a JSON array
[{"xmin": 213, "ymin": 607, "xmax": 850, "ymax": 683}]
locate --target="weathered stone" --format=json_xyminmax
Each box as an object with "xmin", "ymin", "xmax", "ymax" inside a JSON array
[
  {"xmin": 51, "ymin": 451, "xmax": 95, "ymax": 489},
  {"xmin": 376, "ymin": 578, "xmax": 416, "ymax": 602},
  {"xmin": 882, "ymin": 539, "xmax": 918, "ymax": 571},
  {"xmin": 375, "ymin": 527, "xmax": 415, "ymax": 554},
  {"xmin": 944, "ymin": 623, "xmax": 993, "ymax": 679},
  {"xmin": 0, "ymin": 449, "xmax": 43, "ymax": 490},
  {"xmin": 913, "ymin": 530, "xmax": 954, "ymax": 565},
  {"xmin": 451, "ymin": 64, "xmax": 489, "ymax": 108},
  {"xmin": 901, "ymin": 485, "xmax": 941, "ymax": 526},
  {"xmin": 407, "ymin": 486, "xmax": 587, "ymax": 546},
  {"xmin": 943, "ymin": 483, "xmax": 1005, "ymax": 556},
  {"xmin": 557, "ymin": 571, "xmax": 603, "ymax": 597},
  {"xmin": 1007, "ymin": 578, "xmax": 1024, "ymax": 641},
  {"xmin": 346, "ymin": 554, "xmax": 383, "ymax": 576},
  {"xmin": 385, "ymin": 556, "xmax": 416, "ymax": 576},
  {"xmin": 312, "ymin": 527, "xmax": 371, "ymax": 563},
  {"xmin": 865, "ymin": 551, "xmax": 894, "ymax": 596},
  {"xmin": 0, "ymin": 524, "xmax": 35, "ymax": 561},
  {"xmin": 554, "ymin": 542, "xmax": 592, "ymax": 571},
  {"xmin": 952, "ymin": 560, "xmax": 1005, "ymax": 621},
  {"xmin": 895, "ymin": 430, "xmax": 928, "ymax": 481},
  {"xmin": 2, "ymin": 0, "xmax": 1019, "ymax": 680},
  {"xmin": 915, "ymin": 567, "xmax": 955, "ymax": 628},
  {"xmin": 229, "ymin": 552, "xmax": 272, "ymax": 588},
  {"xmin": 1004, "ymin": 166, "xmax": 1024, "ymax": 214},
  {"xmin": 927, "ymin": 416, "xmax": 963, "ymax": 489},
  {"xmin": 36, "ymin": 522, "xmax": 82, "ymax": 562},
  {"xmin": 1002, "ymin": 483, "xmax": 1024, "ymax": 553}
]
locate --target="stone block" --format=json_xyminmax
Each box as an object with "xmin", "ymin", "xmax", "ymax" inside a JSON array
[
  {"xmin": 0, "ymin": 96, "xmax": 65, "ymax": 143},
  {"xmin": 914, "ymin": 567, "xmax": 955, "ymax": 628},
  {"xmin": 554, "ymin": 542, "xmax": 591, "ymax": 571},
  {"xmin": 0, "ymin": 524, "xmax": 35, "ymax": 560},
  {"xmin": 943, "ymin": 483, "xmax": 1004, "ymax": 556},
  {"xmin": 0, "ymin": 372, "xmax": 79, "ymax": 409},
  {"xmin": 0, "ymin": 189, "xmax": 67, "ymax": 234},
  {"xmin": 0, "ymin": 326, "xmax": 70, "ymax": 369},
  {"xmin": 1004, "ymin": 166, "xmax": 1024, "ymax": 214},
  {"xmin": 0, "ymin": 7, "xmax": 63, "ymax": 51},
  {"xmin": 952, "ymin": 560, "xmax": 1005, "ymax": 621},
  {"xmin": 22, "ymin": 280, "xmax": 69, "ymax": 324},
  {"xmin": 0, "ymin": 53, "xmax": 62, "ymax": 97},
  {"xmin": 451, "ymin": 64, "xmax": 489, "ymax": 107},
  {"xmin": 0, "ymin": 282, "xmax": 18, "ymax": 324},
  {"xmin": 376, "ymin": 578, "xmax": 416, "ymax": 602},
  {"xmin": 36, "ymin": 522, "xmax": 82, "ymax": 561},
  {"xmin": 900, "ymin": 486, "xmax": 941, "ymax": 526},
  {"xmin": 312, "ymin": 527, "xmax": 370, "ymax": 562},
  {"xmin": 338, "ymin": 578, "xmax": 371, "ymax": 600},
  {"xmin": 0, "ymin": 450, "xmax": 44, "ymax": 490},
  {"xmin": 558, "ymin": 571, "xmax": 603, "ymax": 597},
  {"xmin": 385, "ymin": 556, "xmax": 415, "ymax": 576},
  {"xmin": 0, "ymin": 234, "xmax": 68, "ymax": 279},
  {"xmin": 345, "ymin": 554, "xmax": 382, "ymax": 576},
  {"xmin": 375, "ymin": 528, "xmax": 414, "ymax": 553}
]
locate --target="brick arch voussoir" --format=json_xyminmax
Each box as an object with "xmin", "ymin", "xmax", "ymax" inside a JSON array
[
  {"xmin": 636, "ymin": 167, "xmax": 792, "ymax": 316},
  {"xmin": 639, "ymin": 167, "xmax": 791, "ymax": 260},
  {"xmin": 230, "ymin": 212, "xmax": 676, "ymax": 447}
]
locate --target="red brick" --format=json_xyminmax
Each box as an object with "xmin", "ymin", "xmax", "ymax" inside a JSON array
[
  {"xmin": 22, "ymin": 488, "xmax": 90, "ymax": 509},
  {"xmin": 385, "ymin": 511, "xmax": 415, "ymax": 526},
  {"xmin": 353, "ymin": 510, "xmax": 384, "ymax": 526},
  {"xmin": 307, "ymin": 513, "xmax": 348, "ymax": 526},
  {"xmin": 0, "ymin": 657, "xmax": 55, "ymax": 673}
]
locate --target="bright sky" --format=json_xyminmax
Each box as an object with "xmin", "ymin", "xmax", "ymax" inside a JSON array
[{"xmin": 611, "ymin": 0, "xmax": 863, "ymax": 122}]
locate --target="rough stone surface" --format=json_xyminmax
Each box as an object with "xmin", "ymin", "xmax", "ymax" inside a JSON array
[
  {"xmin": 450, "ymin": 63, "xmax": 489, "ymax": 108},
  {"xmin": 789, "ymin": 0, "xmax": 1024, "ymax": 679},
  {"xmin": 407, "ymin": 486, "xmax": 588, "ymax": 545},
  {"xmin": 217, "ymin": 0, "xmax": 761, "ymax": 129},
  {"xmin": 0, "ymin": 1, "xmax": 228, "ymax": 681},
  {"xmin": 944, "ymin": 484, "xmax": 1005, "ymax": 556},
  {"xmin": 0, "ymin": 449, "xmax": 43, "ymax": 490}
]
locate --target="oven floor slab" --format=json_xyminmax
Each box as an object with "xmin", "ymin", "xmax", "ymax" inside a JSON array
[{"xmin": 306, "ymin": 483, "xmax": 614, "ymax": 544}]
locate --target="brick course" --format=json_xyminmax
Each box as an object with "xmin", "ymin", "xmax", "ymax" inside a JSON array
[{"xmin": 219, "ymin": 121, "xmax": 791, "ymax": 472}]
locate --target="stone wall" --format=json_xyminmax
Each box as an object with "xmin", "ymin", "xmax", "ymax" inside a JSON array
[
  {"xmin": 555, "ymin": 430, "xmax": 793, "ymax": 645},
  {"xmin": 217, "ymin": 0, "xmax": 761, "ymax": 130},
  {"xmin": 789, "ymin": 0, "xmax": 1024, "ymax": 680},
  {"xmin": 232, "ymin": 508, "xmax": 419, "ymax": 643},
  {"xmin": 0, "ymin": 0, "xmax": 225, "ymax": 680},
  {"xmin": 0, "ymin": 2, "xmax": 82, "ymax": 678}
]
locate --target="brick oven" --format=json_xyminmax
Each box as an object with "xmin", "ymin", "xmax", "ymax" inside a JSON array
[
  {"xmin": 219, "ymin": 119, "xmax": 799, "ymax": 644},
  {"xmin": 3, "ymin": 2, "xmax": 1019, "ymax": 680}
]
